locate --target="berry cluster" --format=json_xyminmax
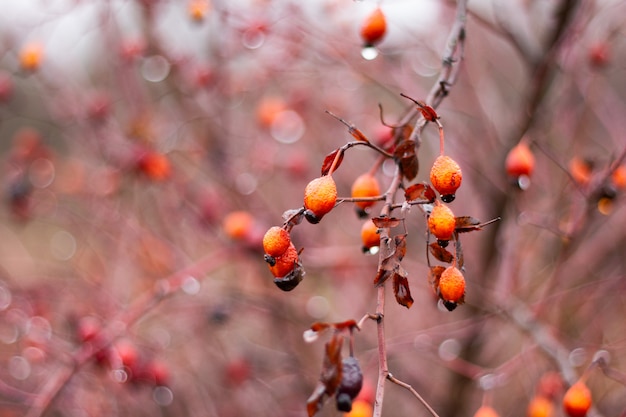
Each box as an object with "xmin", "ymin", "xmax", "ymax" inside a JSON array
[{"xmin": 260, "ymin": 92, "xmax": 501, "ymax": 415}]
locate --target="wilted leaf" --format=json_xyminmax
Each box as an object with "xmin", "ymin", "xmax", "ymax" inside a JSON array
[
  {"xmin": 428, "ymin": 266, "xmax": 446, "ymax": 295},
  {"xmin": 455, "ymin": 216, "xmax": 501, "ymax": 233},
  {"xmin": 321, "ymin": 149, "xmax": 344, "ymax": 176},
  {"xmin": 394, "ymin": 140, "xmax": 418, "ymax": 181},
  {"xmin": 373, "ymin": 267, "xmax": 393, "ymax": 287},
  {"xmin": 429, "ymin": 242, "xmax": 454, "ymax": 263},
  {"xmin": 307, "ymin": 334, "xmax": 344, "ymax": 416},
  {"xmin": 419, "ymin": 104, "xmax": 439, "ymax": 122},
  {"xmin": 404, "ymin": 183, "xmax": 436, "ymax": 203},
  {"xmin": 371, "ymin": 216, "xmax": 401, "ymax": 229},
  {"xmin": 393, "ymin": 267, "xmax": 413, "ymax": 308},
  {"xmin": 333, "ymin": 320, "xmax": 358, "ymax": 332},
  {"xmin": 310, "ymin": 322, "xmax": 331, "ymax": 333},
  {"xmin": 282, "ymin": 208, "xmax": 304, "ymax": 227},
  {"xmin": 394, "ymin": 234, "xmax": 407, "ymax": 261},
  {"xmin": 455, "ymin": 216, "xmax": 482, "ymax": 232}
]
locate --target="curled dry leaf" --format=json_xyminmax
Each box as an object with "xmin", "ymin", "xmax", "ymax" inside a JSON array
[
  {"xmin": 371, "ymin": 216, "xmax": 401, "ymax": 229},
  {"xmin": 418, "ymin": 103, "xmax": 439, "ymax": 122},
  {"xmin": 429, "ymin": 242, "xmax": 454, "ymax": 263},
  {"xmin": 393, "ymin": 267, "xmax": 413, "ymax": 308},
  {"xmin": 282, "ymin": 208, "xmax": 304, "ymax": 228},
  {"xmin": 404, "ymin": 182, "xmax": 436, "ymax": 203},
  {"xmin": 428, "ymin": 266, "xmax": 446, "ymax": 295},
  {"xmin": 455, "ymin": 216, "xmax": 501, "ymax": 233},
  {"xmin": 321, "ymin": 148, "xmax": 344, "ymax": 176},
  {"xmin": 394, "ymin": 234, "xmax": 407, "ymax": 261},
  {"xmin": 394, "ymin": 140, "xmax": 419, "ymax": 180}
]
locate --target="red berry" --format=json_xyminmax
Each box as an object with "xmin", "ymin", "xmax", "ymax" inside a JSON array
[
  {"xmin": 360, "ymin": 8, "xmax": 387, "ymax": 47},
  {"xmin": 505, "ymin": 141, "xmax": 535, "ymax": 178},
  {"xmin": 563, "ymin": 382, "xmax": 591, "ymax": 417}
]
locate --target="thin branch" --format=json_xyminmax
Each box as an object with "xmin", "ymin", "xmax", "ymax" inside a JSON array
[
  {"xmin": 24, "ymin": 248, "xmax": 232, "ymax": 417},
  {"xmin": 388, "ymin": 374, "xmax": 441, "ymax": 417}
]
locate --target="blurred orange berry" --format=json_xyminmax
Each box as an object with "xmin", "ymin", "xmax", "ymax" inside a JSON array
[
  {"xmin": 137, "ymin": 151, "xmax": 171, "ymax": 181},
  {"xmin": 19, "ymin": 42, "xmax": 44, "ymax": 72},
  {"xmin": 360, "ymin": 219, "xmax": 380, "ymax": 251},
  {"xmin": 223, "ymin": 211, "xmax": 255, "ymax": 240},
  {"xmin": 473, "ymin": 405, "xmax": 499, "ymax": 417},
  {"xmin": 528, "ymin": 396, "xmax": 554, "ymax": 417},
  {"xmin": 428, "ymin": 202, "xmax": 456, "ymax": 246},
  {"xmin": 268, "ymin": 243, "xmax": 299, "ymax": 278},
  {"xmin": 263, "ymin": 226, "xmax": 291, "ymax": 257},
  {"xmin": 563, "ymin": 382, "xmax": 591, "ymax": 417},
  {"xmin": 351, "ymin": 173, "xmax": 381, "ymax": 210},
  {"xmin": 569, "ymin": 157, "xmax": 592, "ymax": 187},
  {"xmin": 439, "ymin": 266, "xmax": 465, "ymax": 305},
  {"xmin": 256, "ymin": 96, "xmax": 287, "ymax": 128},
  {"xmin": 345, "ymin": 399, "xmax": 373, "ymax": 417},
  {"xmin": 536, "ymin": 372, "xmax": 563, "ymax": 401},
  {"xmin": 505, "ymin": 141, "xmax": 535, "ymax": 178},
  {"xmin": 303, "ymin": 175, "xmax": 337, "ymax": 223},
  {"xmin": 188, "ymin": 0, "xmax": 211, "ymax": 22},
  {"xmin": 611, "ymin": 165, "xmax": 626, "ymax": 189},
  {"xmin": 430, "ymin": 155, "xmax": 462, "ymax": 202},
  {"xmin": 360, "ymin": 7, "xmax": 387, "ymax": 47}
]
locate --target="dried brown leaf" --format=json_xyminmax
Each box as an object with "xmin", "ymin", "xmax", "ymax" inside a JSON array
[
  {"xmin": 321, "ymin": 149, "xmax": 344, "ymax": 176},
  {"xmin": 428, "ymin": 266, "xmax": 446, "ymax": 295},
  {"xmin": 394, "ymin": 234, "xmax": 407, "ymax": 261},
  {"xmin": 371, "ymin": 216, "xmax": 401, "ymax": 229},
  {"xmin": 373, "ymin": 267, "xmax": 393, "ymax": 287},
  {"xmin": 429, "ymin": 242, "xmax": 454, "ymax": 263},
  {"xmin": 404, "ymin": 183, "xmax": 436, "ymax": 203},
  {"xmin": 455, "ymin": 216, "xmax": 482, "ymax": 233},
  {"xmin": 393, "ymin": 269, "xmax": 413, "ymax": 308},
  {"xmin": 394, "ymin": 140, "xmax": 418, "ymax": 181},
  {"xmin": 419, "ymin": 104, "xmax": 439, "ymax": 122}
]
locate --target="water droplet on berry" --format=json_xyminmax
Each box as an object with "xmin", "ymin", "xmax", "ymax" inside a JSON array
[{"xmin": 361, "ymin": 46, "xmax": 379, "ymax": 60}]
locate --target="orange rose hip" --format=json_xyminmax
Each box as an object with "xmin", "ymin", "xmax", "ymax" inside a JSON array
[
  {"xmin": 563, "ymin": 382, "xmax": 591, "ymax": 417},
  {"xmin": 268, "ymin": 243, "xmax": 299, "ymax": 278},
  {"xmin": 430, "ymin": 155, "xmax": 462, "ymax": 202},
  {"xmin": 303, "ymin": 175, "xmax": 337, "ymax": 224},
  {"xmin": 360, "ymin": 219, "xmax": 380, "ymax": 252},
  {"xmin": 351, "ymin": 173, "xmax": 380, "ymax": 210},
  {"xmin": 360, "ymin": 7, "xmax": 387, "ymax": 47},
  {"xmin": 438, "ymin": 266, "xmax": 465, "ymax": 311},
  {"xmin": 263, "ymin": 226, "xmax": 291, "ymax": 257},
  {"xmin": 428, "ymin": 202, "xmax": 456, "ymax": 247}
]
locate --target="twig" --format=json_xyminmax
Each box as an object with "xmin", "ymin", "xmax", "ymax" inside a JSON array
[
  {"xmin": 388, "ymin": 374, "xmax": 441, "ymax": 417},
  {"xmin": 24, "ymin": 248, "xmax": 231, "ymax": 417}
]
